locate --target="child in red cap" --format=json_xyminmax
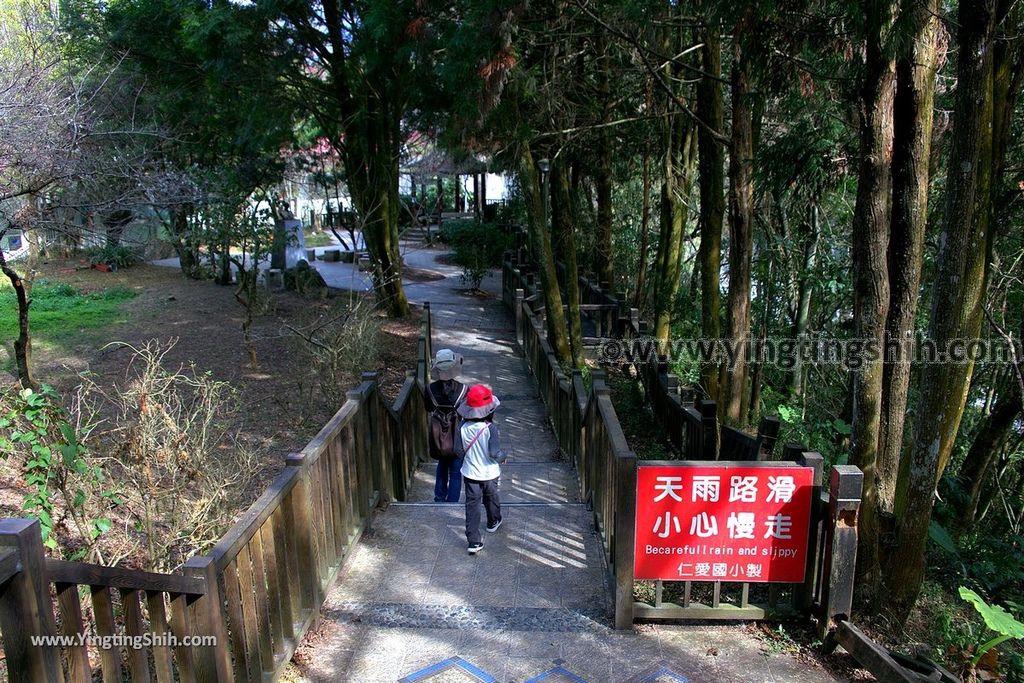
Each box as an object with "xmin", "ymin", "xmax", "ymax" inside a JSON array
[{"xmin": 454, "ymin": 384, "xmax": 506, "ymax": 554}]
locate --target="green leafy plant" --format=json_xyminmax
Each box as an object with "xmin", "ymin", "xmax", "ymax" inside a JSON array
[
  {"xmin": 0, "ymin": 385, "xmax": 119, "ymax": 559},
  {"xmin": 959, "ymin": 587, "xmax": 1024, "ymax": 666},
  {"xmin": 86, "ymin": 244, "xmax": 139, "ymax": 268},
  {"xmin": 439, "ymin": 220, "xmax": 513, "ymax": 290}
]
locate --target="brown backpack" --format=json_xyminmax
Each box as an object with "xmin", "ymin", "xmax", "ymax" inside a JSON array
[{"xmin": 428, "ymin": 383, "xmax": 466, "ymax": 460}]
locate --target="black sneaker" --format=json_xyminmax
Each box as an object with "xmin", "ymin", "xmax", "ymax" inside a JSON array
[
  {"xmin": 486, "ymin": 518, "xmax": 503, "ymax": 533},
  {"xmin": 467, "ymin": 542, "xmax": 483, "ymax": 554}
]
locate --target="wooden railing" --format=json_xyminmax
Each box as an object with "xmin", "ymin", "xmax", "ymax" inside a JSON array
[
  {"xmin": 504, "ymin": 257, "xmax": 636, "ymax": 630},
  {"xmin": 640, "ymin": 355, "xmax": 781, "ymax": 461},
  {"xmin": 503, "ymin": 250, "xmax": 860, "ymax": 637},
  {"xmin": 0, "ymin": 304, "xmax": 433, "ymax": 682},
  {"xmin": 503, "ymin": 248, "xmax": 781, "ymax": 461}
]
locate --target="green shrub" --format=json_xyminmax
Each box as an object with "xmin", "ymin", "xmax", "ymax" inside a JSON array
[
  {"xmin": 439, "ymin": 220, "xmax": 513, "ymax": 289},
  {"xmin": 86, "ymin": 244, "xmax": 139, "ymax": 268},
  {"xmin": 0, "ymin": 384, "xmax": 118, "ymax": 559}
]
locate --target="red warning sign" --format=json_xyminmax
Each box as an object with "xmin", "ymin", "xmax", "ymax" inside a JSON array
[{"xmin": 634, "ymin": 464, "xmax": 814, "ymax": 583}]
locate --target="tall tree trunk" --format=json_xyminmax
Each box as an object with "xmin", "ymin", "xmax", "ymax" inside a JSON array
[
  {"xmin": 886, "ymin": 0, "xmax": 997, "ymax": 619},
  {"xmin": 791, "ymin": 202, "xmax": 819, "ymax": 397},
  {"xmin": 877, "ymin": 0, "xmax": 941, "ymax": 529},
  {"xmin": 976, "ymin": 440, "xmax": 1023, "ymax": 524},
  {"xmin": 749, "ymin": 257, "xmax": 773, "ymax": 424},
  {"xmin": 954, "ymin": 389, "xmax": 1021, "ymax": 535},
  {"xmin": 697, "ymin": 27, "xmax": 725, "ymax": 403},
  {"xmin": 169, "ymin": 205, "xmax": 201, "ymax": 280},
  {"xmin": 0, "ymin": 244, "xmax": 36, "ymax": 390},
  {"xmin": 552, "ymin": 159, "xmax": 586, "ymax": 368},
  {"xmin": 594, "ymin": 31, "xmax": 615, "ymax": 289},
  {"xmin": 633, "ymin": 131, "xmax": 652, "ymax": 309},
  {"xmin": 344, "ymin": 100, "xmax": 409, "ymax": 318},
  {"xmin": 319, "ymin": 0, "xmax": 409, "ymax": 317},
  {"xmin": 849, "ymin": 0, "xmax": 896, "ymax": 594},
  {"xmin": 521, "ymin": 145, "xmax": 573, "ymax": 364},
  {"xmin": 652, "ymin": 116, "xmax": 697, "ymax": 349},
  {"xmin": 724, "ymin": 17, "xmax": 755, "ymax": 425}
]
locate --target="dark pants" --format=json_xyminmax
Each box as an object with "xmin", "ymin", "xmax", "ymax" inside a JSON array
[
  {"xmin": 434, "ymin": 457, "xmax": 463, "ymax": 502},
  {"xmin": 464, "ymin": 477, "xmax": 501, "ymax": 545}
]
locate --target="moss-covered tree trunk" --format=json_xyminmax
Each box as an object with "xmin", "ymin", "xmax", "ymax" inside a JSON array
[
  {"xmin": 594, "ymin": 31, "xmax": 615, "ymax": 289},
  {"xmin": 633, "ymin": 131, "xmax": 653, "ymax": 310},
  {"xmin": 321, "ymin": 0, "xmax": 409, "ymax": 318},
  {"xmin": 723, "ymin": 21, "xmax": 755, "ymax": 425},
  {"xmin": 876, "ymin": 0, "xmax": 940, "ymax": 534},
  {"xmin": 848, "ymin": 0, "xmax": 896, "ymax": 594},
  {"xmin": 886, "ymin": 0, "xmax": 997, "ymax": 619},
  {"xmin": 955, "ymin": 388, "xmax": 1021, "ymax": 535},
  {"xmin": 652, "ymin": 117, "xmax": 697, "ymax": 350},
  {"xmin": 790, "ymin": 201, "xmax": 819, "ymax": 397},
  {"xmin": 651, "ymin": 17, "xmax": 697, "ymax": 351},
  {"xmin": 0, "ymin": 243, "xmax": 36, "ymax": 390},
  {"xmin": 697, "ymin": 27, "xmax": 725, "ymax": 403},
  {"xmin": 169, "ymin": 205, "xmax": 202, "ymax": 280},
  {"xmin": 552, "ymin": 159, "xmax": 586, "ymax": 369},
  {"xmin": 521, "ymin": 146, "xmax": 572, "ymax": 364}
]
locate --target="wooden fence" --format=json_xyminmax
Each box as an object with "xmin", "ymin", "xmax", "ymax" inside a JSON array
[
  {"xmin": 507, "ymin": 275, "xmax": 637, "ymax": 630},
  {"xmin": 0, "ymin": 304, "xmax": 433, "ymax": 683},
  {"xmin": 503, "ymin": 251, "xmax": 861, "ymax": 638},
  {"xmin": 503, "ymin": 249, "xmax": 781, "ymax": 461}
]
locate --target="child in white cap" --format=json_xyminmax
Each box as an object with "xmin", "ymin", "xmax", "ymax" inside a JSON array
[{"xmin": 426, "ymin": 349, "xmax": 467, "ymax": 502}]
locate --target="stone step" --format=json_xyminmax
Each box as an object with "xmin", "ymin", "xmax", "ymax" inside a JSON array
[{"xmin": 406, "ymin": 462, "xmax": 579, "ymax": 504}]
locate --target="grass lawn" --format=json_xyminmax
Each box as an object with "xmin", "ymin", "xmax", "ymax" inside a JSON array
[
  {"xmin": 303, "ymin": 230, "xmax": 335, "ymax": 247},
  {"xmin": 0, "ymin": 279, "xmax": 136, "ymax": 349}
]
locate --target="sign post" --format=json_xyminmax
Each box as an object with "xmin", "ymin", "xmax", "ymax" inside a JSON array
[{"xmin": 634, "ymin": 462, "xmax": 814, "ymax": 583}]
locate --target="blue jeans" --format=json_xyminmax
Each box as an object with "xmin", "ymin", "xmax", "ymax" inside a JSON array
[{"xmin": 434, "ymin": 457, "xmax": 463, "ymax": 502}]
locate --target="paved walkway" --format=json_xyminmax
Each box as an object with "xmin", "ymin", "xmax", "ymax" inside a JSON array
[{"xmin": 283, "ymin": 248, "xmax": 846, "ymax": 683}]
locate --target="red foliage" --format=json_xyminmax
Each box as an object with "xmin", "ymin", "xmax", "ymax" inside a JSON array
[
  {"xmin": 478, "ymin": 48, "xmax": 516, "ymax": 80},
  {"xmin": 405, "ymin": 16, "xmax": 427, "ymax": 39}
]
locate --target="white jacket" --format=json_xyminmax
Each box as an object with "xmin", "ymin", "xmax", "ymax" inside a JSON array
[{"xmin": 457, "ymin": 421, "xmax": 503, "ymax": 481}]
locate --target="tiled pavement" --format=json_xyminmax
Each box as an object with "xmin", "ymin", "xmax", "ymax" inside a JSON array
[{"xmin": 286, "ymin": 247, "xmax": 845, "ymax": 683}]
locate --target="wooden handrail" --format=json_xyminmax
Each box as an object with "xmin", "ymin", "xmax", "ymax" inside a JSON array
[
  {"xmin": 298, "ymin": 398, "xmax": 361, "ymax": 463},
  {"xmin": 0, "ymin": 302, "xmax": 435, "ymax": 683},
  {"xmin": 206, "ymin": 466, "xmax": 302, "ymax": 572},
  {"xmin": 0, "ymin": 547, "xmax": 20, "ymax": 586},
  {"xmin": 45, "ymin": 558, "xmax": 206, "ymax": 595},
  {"xmin": 507, "ymin": 272, "xmax": 637, "ymax": 629}
]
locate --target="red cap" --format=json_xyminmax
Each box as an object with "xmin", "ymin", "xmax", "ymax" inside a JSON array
[{"xmin": 465, "ymin": 384, "xmax": 494, "ymax": 408}]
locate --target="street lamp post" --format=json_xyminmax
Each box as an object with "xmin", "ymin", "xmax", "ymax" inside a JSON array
[{"xmin": 537, "ymin": 157, "xmax": 551, "ymax": 233}]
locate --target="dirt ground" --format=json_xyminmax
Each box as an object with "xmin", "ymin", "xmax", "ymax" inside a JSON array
[{"xmin": 0, "ymin": 260, "xmax": 421, "ymax": 528}]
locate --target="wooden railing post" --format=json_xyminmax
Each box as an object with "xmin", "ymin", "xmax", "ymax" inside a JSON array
[
  {"xmin": 789, "ymin": 448, "xmax": 824, "ymax": 616},
  {"xmin": 182, "ymin": 555, "xmax": 234, "ymax": 682},
  {"xmin": 756, "ymin": 416, "xmax": 782, "ymax": 459},
  {"xmin": 347, "ymin": 383, "xmax": 372, "ymax": 526},
  {"xmin": 514, "ymin": 288, "xmax": 525, "ymax": 350},
  {"xmin": 571, "ymin": 370, "xmax": 584, "ymax": 465},
  {"xmin": 818, "ymin": 465, "xmax": 862, "ymax": 640},
  {"xmin": 285, "ymin": 453, "xmax": 322, "ymax": 617},
  {"xmin": 698, "ymin": 400, "xmax": 719, "ymax": 459},
  {"xmin": 365, "ymin": 372, "xmax": 394, "ymax": 504},
  {"xmin": 0, "ymin": 519, "xmax": 61, "ymax": 683},
  {"xmin": 424, "ymin": 302, "xmax": 433, "ymax": 368},
  {"xmin": 613, "ymin": 451, "xmax": 637, "ymax": 631}
]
